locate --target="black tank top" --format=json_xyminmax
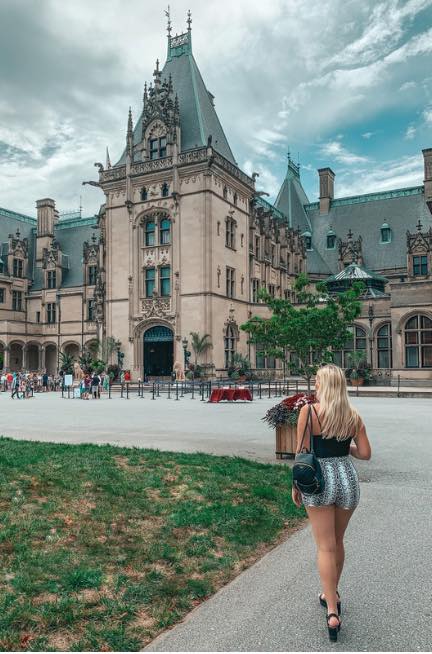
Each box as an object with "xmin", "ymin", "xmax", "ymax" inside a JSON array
[{"xmin": 310, "ymin": 405, "xmax": 352, "ymax": 458}]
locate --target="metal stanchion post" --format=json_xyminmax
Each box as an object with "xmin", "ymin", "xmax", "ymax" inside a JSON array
[
  {"xmin": 200, "ymin": 383, "xmax": 204, "ymax": 401},
  {"xmin": 157, "ymin": 382, "xmax": 160, "ymax": 397},
  {"xmin": 397, "ymin": 374, "xmax": 400, "ymax": 398},
  {"xmin": 191, "ymin": 381, "xmax": 195, "ymax": 400},
  {"xmin": 152, "ymin": 382, "xmax": 155, "ymax": 400},
  {"xmin": 109, "ymin": 383, "xmax": 111, "ymax": 399},
  {"xmin": 259, "ymin": 382, "xmax": 262, "ymax": 399},
  {"xmin": 126, "ymin": 383, "xmax": 129, "ymax": 399},
  {"xmin": 168, "ymin": 383, "xmax": 171, "ymax": 399},
  {"xmin": 121, "ymin": 384, "xmax": 124, "ymax": 399},
  {"xmin": 68, "ymin": 386, "xmax": 70, "ymax": 399},
  {"xmin": 268, "ymin": 380, "xmax": 271, "ymax": 398},
  {"xmin": 175, "ymin": 381, "xmax": 179, "ymax": 401},
  {"xmin": 180, "ymin": 382, "xmax": 184, "ymax": 397}
]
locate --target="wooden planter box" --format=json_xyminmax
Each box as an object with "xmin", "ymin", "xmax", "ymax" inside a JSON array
[{"xmin": 275, "ymin": 423, "xmax": 297, "ymax": 459}]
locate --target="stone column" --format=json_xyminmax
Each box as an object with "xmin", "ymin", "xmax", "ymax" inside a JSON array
[
  {"xmin": 39, "ymin": 346, "xmax": 46, "ymax": 371},
  {"xmin": 22, "ymin": 344, "xmax": 28, "ymax": 371},
  {"xmin": 3, "ymin": 346, "xmax": 10, "ymax": 371}
]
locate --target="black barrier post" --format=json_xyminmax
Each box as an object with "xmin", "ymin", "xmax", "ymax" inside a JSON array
[
  {"xmin": 397, "ymin": 374, "xmax": 400, "ymax": 398},
  {"xmin": 68, "ymin": 386, "xmax": 70, "ymax": 399},
  {"xmin": 180, "ymin": 382, "xmax": 184, "ymax": 397},
  {"xmin": 259, "ymin": 382, "xmax": 262, "ymax": 399},
  {"xmin": 200, "ymin": 383, "xmax": 204, "ymax": 401},
  {"xmin": 268, "ymin": 380, "xmax": 271, "ymax": 398},
  {"xmin": 191, "ymin": 382, "xmax": 195, "ymax": 400},
  {"xmin": 109, "ymin": 383, "xmax": 111, "ymax": 399},
  {"xmin": 175, "ymin": 381, "xmax": 179, "ymax": 400},
  {"xmin": 152, "ymin": 382, "xmax": 155, "ymax": 400},
  {"xmin": 120, "ymin": 384, "xmax": 124, "ymax": 399},
  {"xmin": 126, "ymin": 383, "xmax": 129, "ymax": 399},
  {"xmin": 168, "ymin": 383, "xmax": 171, "ymax": 399},
  {"xmin": 156, "ymin": 382, "xmax": 160, "ymax": 397},
  {"xmin": 62, "ymin": 386, "xmax": 64, "ymax": 399}
]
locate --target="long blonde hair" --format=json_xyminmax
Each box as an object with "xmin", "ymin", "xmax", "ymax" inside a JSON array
[{"xmin": 315, "ymin": 364, "xmax": 360, "ymax": 440}]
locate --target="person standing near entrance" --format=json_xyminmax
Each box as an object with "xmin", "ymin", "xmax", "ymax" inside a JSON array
[
  {"xmin": 11, "ymin": 373, "xmax": 21, "ymax": 399},
  {"xmin": 42, "ymin": 371, "xmax": 49, "ymax": 392},
  {"xmin": 292, "ymin": 364, "xmax": 371, "ymax": 642},
  {"xmin": 91, "ymin": 372, "xmax": 101, "ymax": 399}
]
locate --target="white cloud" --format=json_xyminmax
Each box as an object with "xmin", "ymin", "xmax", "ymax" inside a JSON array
[
  {"xmin": 320, "ymin": 141, "xmax": 369, "ymax": 165},
  {"xmin": 362, "ymin": 131, "xmax": 375, "ymax": 139},
  {"xmin": 423, "ymin": 107, "xmax": 432, "ymax": 123},
  {"xmin": 336, "ymin": 153, "xmax": 424, "ymax": 197},
  {"xmin": 399, "ymin": 80, "xmax": 417, "ymax": 91},
  {"xmin": 405, "ymin": 124, "xmax": 417, "ymax": 139}
]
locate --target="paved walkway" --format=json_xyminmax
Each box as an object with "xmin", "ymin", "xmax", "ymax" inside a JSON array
[{"xmin": 142, "ymin": 401, "xmax": 431, "ymax": 651}]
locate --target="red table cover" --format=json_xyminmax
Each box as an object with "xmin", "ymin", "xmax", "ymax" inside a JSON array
[{"xmin": 209, "ymin": 388, "xmax": 253, "ymax": 403}]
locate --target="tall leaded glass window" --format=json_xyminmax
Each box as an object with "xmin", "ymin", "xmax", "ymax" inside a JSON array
[
  {"xmin": 47, "ymin": 270, "xmax": 56, "ymax": 289},
  {"xmin": 145, "ymin": 268, "xmax": 155, "ymax": 297},
  {"xmin": 145, "ymin": 221, "xmax": 155, "ymax": 246},
  {"xmin": 413, "ymin": 255, "xmax": 428, "ymax": 276},
  {"xmin": 13, "ymin": 258, "xmax": 23, "ymax": 278},
  {"xmin": 377, "ymin": 323, "xmax": 392, "ymax": 368},
  {"xmin": 160, "ymin": 266, "xmax": 171, "ymax": 297},
  {"xmin": 160, "ymin": 218, "xmax": 171, "ymax": 244},
  {"xmin": 88, "ymin": 265, "xmax": 97, "ymax": 285},
  {"xmin": 405, "ymin": 315, "xmax": 432, "ymax": 368},
  {"xmin": 333, "ymin": 325, "xmax": 367, "ymax": 368},
  {"xmin": 224, "ymin": 324, "xmax": 236, "ymax": 368},
  {"xmin": 149, "ymin": 137, "xmax": 167, "ymax": 160}
]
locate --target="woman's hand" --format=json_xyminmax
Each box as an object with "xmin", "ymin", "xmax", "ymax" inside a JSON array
[{"xmin": 291, "ymin": 485, "xmax": 303, "ymax": 508}]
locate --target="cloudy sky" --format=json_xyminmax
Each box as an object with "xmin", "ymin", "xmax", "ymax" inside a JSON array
[{"xmin": 1, "ymin": 0, "xmax": 432, "ymax": 217}]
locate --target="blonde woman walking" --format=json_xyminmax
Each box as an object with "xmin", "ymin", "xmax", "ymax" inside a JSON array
[{"xmin": 292, "ymin": 364, "xmax": 371, "ymax": 641}]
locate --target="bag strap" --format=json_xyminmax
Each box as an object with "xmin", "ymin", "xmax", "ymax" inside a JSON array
[{"xmin": 298, "ymin": 405, "xmax": 313, "ymax": 453}]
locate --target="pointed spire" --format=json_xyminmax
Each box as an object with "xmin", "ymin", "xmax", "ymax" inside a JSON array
[
  {"xmin": 106, "ymin": 147, "xmax": 111, "ymax": 169},
  {"xmin": 127, "ymin": 107, "xmax": 134, "ymax": 155},
  {"xmin": 153, "ymin": 59, "xmax": 161, "ymax": 90},
  {"xmin": 165, "ymin": 5, "xmax": 172, "ymax": 38},
  {"xmin": 187, "ymin": 9, "xmax": 192, "ymax": 31}
]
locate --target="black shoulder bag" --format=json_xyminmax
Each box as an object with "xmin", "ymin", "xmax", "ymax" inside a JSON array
[{"xmin": 292, "ymin": 405, "xmax": 325, "ymax": 495}]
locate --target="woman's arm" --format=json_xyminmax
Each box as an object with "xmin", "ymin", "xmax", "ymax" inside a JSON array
[{"xmin": 350, "ymin": 417, "xmax": 372, "ymax": 460}]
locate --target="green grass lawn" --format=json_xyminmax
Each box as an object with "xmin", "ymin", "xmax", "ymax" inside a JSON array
[{"xmin": 0, "ymin": 437, "xmax": 305, "ymax": 651}]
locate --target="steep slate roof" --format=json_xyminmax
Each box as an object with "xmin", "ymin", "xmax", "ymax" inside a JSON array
[
  {"xmin": 116, "ymin": 30, "xmax": 235, "ymax": 165},
  {"xmin": 0, "ymin": 208, "xmax": 99, "ymax": 290},
  {"xmin": 304, "ymin": 186, "xmax": 432, "ymax": 275}
]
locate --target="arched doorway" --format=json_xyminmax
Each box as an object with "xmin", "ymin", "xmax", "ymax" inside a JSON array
[
  {"xmin": 45, "ymin": 344, "xmax": 57, "ymax": 375},
  {"xmin": 10, "ymin": 342, "xmax": 23, "ymax": 371},
  {"xmin": 144, "ymin": 326, "xmax": 174, "ymax": 377},
  {"xmin": 27, "ymin": 344, "xmax": 39, "ymax": 371},
  {"xmin": 64, "ymin": 342, "xmax": 80, "ymax": 360}
]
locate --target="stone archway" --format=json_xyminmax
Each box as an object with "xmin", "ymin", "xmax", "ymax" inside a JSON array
[
  {"xmin": 10, "ymin": 342, "xmax": 24, "ymax": 371},
  {"xmin": 63, "ymin": 342, "xmax": 80, "ymax": 360},
  {"xmin": 27, "ymin": 344, "xmax": 40, "ymax": 371},
  {"xmin": 45, "ymin": 344, "xmax": 57, "ymax": 375},
  {"xmin": 143, "ymin": 325, "xmax": 174, "ymax": 377}
]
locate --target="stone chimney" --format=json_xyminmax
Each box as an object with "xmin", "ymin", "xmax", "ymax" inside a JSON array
[
  {"xmin": 318, "ymin": 168, "xmax": 335, "ymax": 214},
  {"xmin": 36, "ymin": 198, "xmax": 56, "ymax": 236},
  {"xmin": 422, "ymin": 148, "xmax": 432, "ymax": 214}
]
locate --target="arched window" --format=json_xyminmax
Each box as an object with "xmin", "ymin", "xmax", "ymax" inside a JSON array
[
  {"xmin": 161, "ymin": 182, "xmax": 169, "ymax": 197},
  {"xmin": 405, "ymin": 315, "xmax": 432, "ymax": 368},
  {"xmin": 333, "ymin": 325, "xmax": 367, "ymax": 368},
  {"xmin": 140, "ymin": 187, "xmax": 148, "ymax": 201},
  {"xmin": 224, "ymin": 324, "xmax": 236, "ymax": 368},
  {"xmin": 145, "ymin": 221, "xmax": 155, "ymax": 247},
  {"xmin": 380, "ymin": 222, "xmax": 391, "ymax": 243},
  {"xmin": 160, "ymin": 218, "xmax": 171, "ymax": 245},
  {"xmin": 376, "ymin": 323, "xmax": 392, "ymax": 368}
]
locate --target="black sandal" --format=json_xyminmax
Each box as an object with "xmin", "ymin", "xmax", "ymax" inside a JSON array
[
  {"xmin": 326, "ymin": 613, "xmax": 341, "ymax": 642},
  {"xmin": 319, "ymin": 590, "xmax": 341, "ymax": 614}
]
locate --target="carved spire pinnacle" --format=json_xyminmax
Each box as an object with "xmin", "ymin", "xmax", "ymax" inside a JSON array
[
  {"xmin": 153, "ymin": 59, "xmax": 161, "ymax": 90},
  {"xmin": 165, "ymin": 5, "xmax": 172, "ymax": 38},
  {"xmin": 143, "ymin": 81, "xmax": 148, "ymax": 103},
  {"xmin": 187, "ymin": 9, "xmax": 192, "ymax": 31},
  {"xmin": 106, "ymin": 146, "xmax": 111, "ymax": 169},
  {"xmin": 127, "ymin": 107, "xmax": 134, "ymax": 155}
]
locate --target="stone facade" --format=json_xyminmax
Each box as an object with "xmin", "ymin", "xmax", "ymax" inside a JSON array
[{"xmin": 1, "ymin": 17, "xmax": 431, "ymax": 383}]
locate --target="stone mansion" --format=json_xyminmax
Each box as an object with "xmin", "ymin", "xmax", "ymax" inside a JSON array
[{"xmin": 1, "ymin": 16, "xmax": 431, "ymax": 383}]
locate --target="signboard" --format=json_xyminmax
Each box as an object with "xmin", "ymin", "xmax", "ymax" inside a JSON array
[
  {"xmin": 73, "ymin": 387, "xmax": 81, "ymax": 399},
  {"xmin": 64, "ymin": 374, "xmax": 73, "ymax": 387}
]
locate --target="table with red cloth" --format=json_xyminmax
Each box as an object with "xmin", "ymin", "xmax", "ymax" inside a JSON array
[{"xmin": 208, "ymin": 387, "xmax": 253, "ymax": 403}]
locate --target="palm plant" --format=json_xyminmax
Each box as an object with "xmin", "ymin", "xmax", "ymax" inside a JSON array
[
  {"xmin": 59, "ymin": 352, "xmax": 74, "ymax": 374},
  {"xmin": 189, "ymin": 332, "xmax": 212, "ymax": 367}
]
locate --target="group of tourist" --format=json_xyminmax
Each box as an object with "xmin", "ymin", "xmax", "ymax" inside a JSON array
[{"xmin": 1, "ymin": 370, "xmax": 62, "ymax": 397}]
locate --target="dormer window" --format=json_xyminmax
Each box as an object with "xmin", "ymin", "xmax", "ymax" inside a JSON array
[
  {"xmin": 302, "ymin": 231, "xmax": 312, "ymax": 250},
  {"xmin": 140, "ymin": 187, "xmax": 148, "ymax": 201},
  {"xmin": 149, "ymin": 136, "xmax": 167, "ymax": 160},
  {"xmin": 161, "ymin": 182, "xmax": 169, "ymax": 198},
  {"xmin": 326, "ymin": 229, "xmax": 336, "ymax": 249},
  {"xmin": 413, "ymin": 255, "xmax": 428, "ymax": 276},
  {"xmin": 380, "ymin": 222, "xmax": 391, "ymax": 243},
  {"xmin": 47, "ymin": 270, "xmax": 56, "ymax": 289},
  {"xmin": 13, "ymin": 258, "xmax": 23, "ymax": 278}
]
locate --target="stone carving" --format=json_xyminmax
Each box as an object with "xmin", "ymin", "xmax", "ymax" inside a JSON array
[
  {"xmin": 42, "ymin": 241, "xmax": 61, "ymax": 269},
  {"xmin": 131, "ymin": 158, "xmax": 173, "ymax": 175},
  {"xmin": 338, "ymin": 229, "xmax": 363, "ymax": 266},
  {"xmin": 141, "ymin": 296, "xmax": 173, "ymax": 320},
  {"xmin": 83, "ymin": 235, "xmax": 99, "ymax": 264},
  {"xmin": 100, "ymin": 166, "xmax": 127, "ymax": 183},
  {"xmin": 73, "ymin": 361, "xmax": 84, "ymax": 382},
  {"xmin": 141, "ymin": 61, "xmax": 180, "ymax": 143}
]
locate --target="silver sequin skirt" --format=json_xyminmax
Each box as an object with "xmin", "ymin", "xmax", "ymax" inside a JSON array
[{"xmin": 301, "ymin": 456, "xmax": 360, "ymax": 510}]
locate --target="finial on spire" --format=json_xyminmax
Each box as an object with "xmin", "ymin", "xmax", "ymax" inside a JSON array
[
  {"xmin": 187, "ymin": 9, "xmax": 192, "ymax": 31},
  {"xmin": 127, "ymin": 106, "xmax": 133, "ymax": 135},
  {"xmin": 416, "ymin": 218, "xmax": 423, "ymax": 231},
  {"xmin": 106, "ymin": 146, "xmax": 111, "ymax": 169},
  {"xmin": 143, "ymin": 81, "xmax": 148, "ymax": 103},
  {"xmin": 153, "ymin": 59, "xmax": 161, "ymax": 88},
  {"xmin": 165, "ymin": 5, "xmax": 172, "ymax": 37}
]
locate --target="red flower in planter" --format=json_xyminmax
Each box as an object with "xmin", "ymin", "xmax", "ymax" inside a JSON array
[{"xmin": 263, "ymin": 392, "xmax": 316, "ymax": 429}]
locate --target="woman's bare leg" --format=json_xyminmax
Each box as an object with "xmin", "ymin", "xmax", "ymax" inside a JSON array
[
  {"xmin": 306, "ymin": 505, "xmax": 339, "ymax": 627},
  {"xmin": 334, "ymin": 506, "xmax": 355, "ymax": 588}
]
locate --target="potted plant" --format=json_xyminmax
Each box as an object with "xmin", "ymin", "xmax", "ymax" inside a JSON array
[
  {"xmin": 228, "ymin": 353, "xmax": 252, "ymax": 381},
  {"xmin": 263, "ymin": 392, "xmax": 316, "ymax": 459},
  {"xmin": 346, "ymin": 351, "xmax": 369, "ymax": 386}
]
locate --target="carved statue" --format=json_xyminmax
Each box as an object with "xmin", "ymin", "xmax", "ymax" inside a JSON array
[
  {"xmin": 73, "ymin": 361, "xmax": 84, "ymax": 382},
  {"xmin": 173, "ymin": 360, "xmax": 185, "ymax": 381},
  {"xmin": 94, "ymin": 162, "xmax": 104, "ymax": 172}
]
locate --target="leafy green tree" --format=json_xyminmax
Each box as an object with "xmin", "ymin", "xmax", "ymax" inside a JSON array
[
  {"xmin": 241, "ymin": 273, "xmax": 364, "ymax": 390},
  {"xmin": 189, "ymin": 332, "xmax": 212, "ymax": 367}
]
